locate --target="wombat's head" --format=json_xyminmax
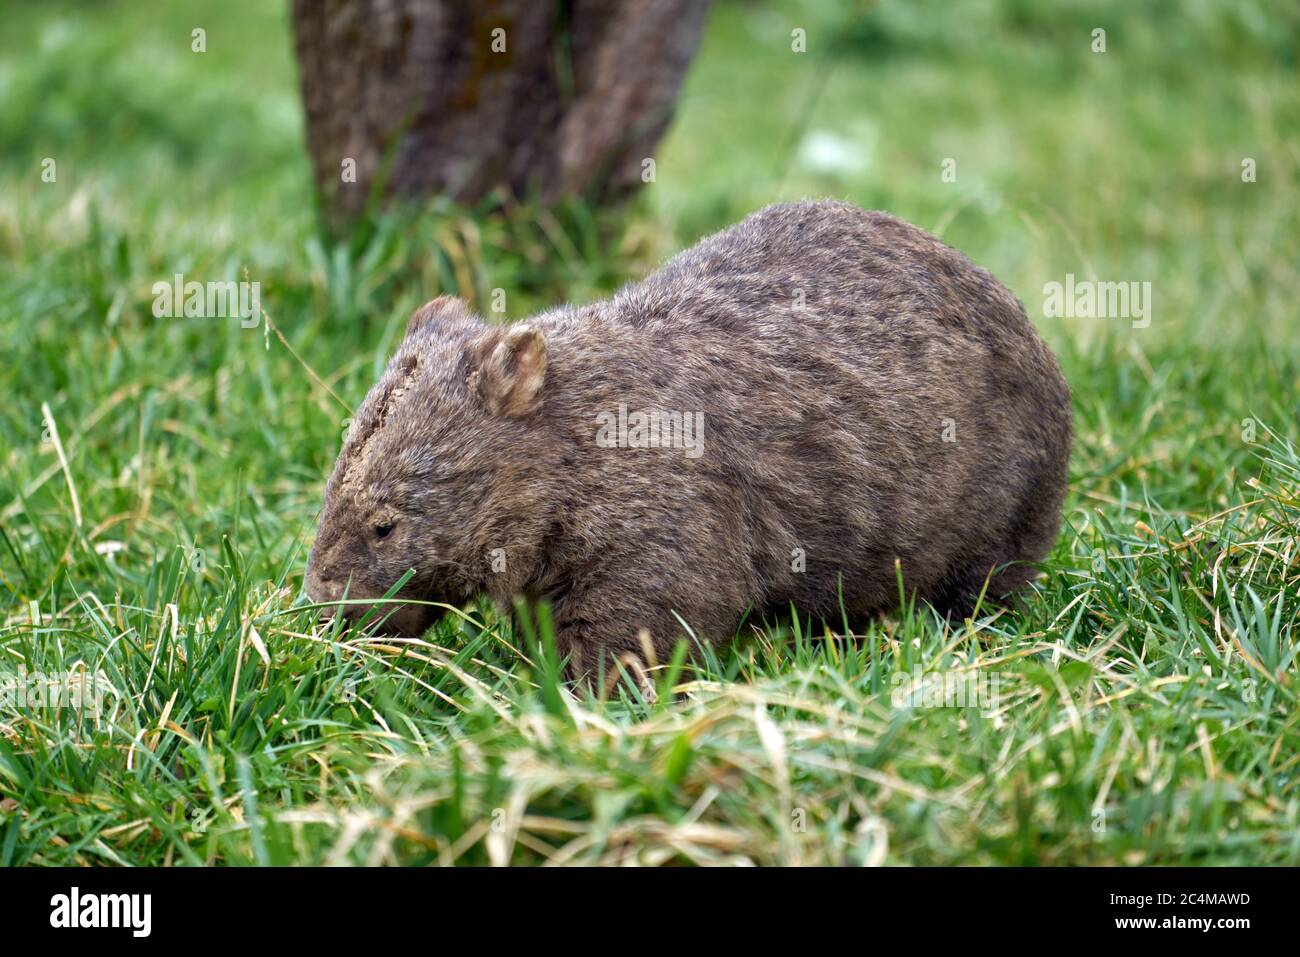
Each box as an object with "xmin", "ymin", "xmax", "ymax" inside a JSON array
[{"xmin": 304, "ymin": 296, "xmax": 548, "ymax": 635}]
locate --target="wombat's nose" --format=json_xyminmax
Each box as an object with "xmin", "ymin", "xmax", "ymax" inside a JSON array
[
  {"xmin": 306, "ymin": 572, "xmax": 343, "ymax": 614},
  {"xmin": 306, "ymin": 572, "xmax": 373, "ymax": 629}
]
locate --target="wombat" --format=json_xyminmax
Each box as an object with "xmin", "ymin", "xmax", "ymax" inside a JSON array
[{"xmin": 305, "ymin": 201, "xmax": 1072, "ymax": 682}]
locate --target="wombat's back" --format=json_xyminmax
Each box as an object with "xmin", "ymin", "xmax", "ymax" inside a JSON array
[{"xmin": 542, "ymin": 201, "xmax": 1072, "ymax": 628}]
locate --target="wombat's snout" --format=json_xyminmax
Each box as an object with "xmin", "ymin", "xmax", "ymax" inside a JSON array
[
  {"xmin": 304, "ymin": 534, "xmax": 374, "ymax": 625},
  {"xmin": 304, "ymin": 566, "xmax": 432, "ymax": 636},
  {"xmin": 304, "ymin": 568, "xmax": 362, "ymax": 624},
  {"xmin": 304, "ymin": 546, "xmax": 370, "ymax": 621}
]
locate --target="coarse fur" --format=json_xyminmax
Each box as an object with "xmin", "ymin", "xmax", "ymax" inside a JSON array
[{"xmin": 305, "ymin": 201, "xmax": 1073, "ymax": 681}]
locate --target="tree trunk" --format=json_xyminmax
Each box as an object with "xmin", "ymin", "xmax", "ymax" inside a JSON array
[{"xmin": 291, "ymin": 0, "xmax": 711, "ymax": 221}]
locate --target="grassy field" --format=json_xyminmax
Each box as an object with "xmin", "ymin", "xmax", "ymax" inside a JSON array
[{"xmin": 1, "ymin": 0, "xmax": 1297, "ymax": 865}]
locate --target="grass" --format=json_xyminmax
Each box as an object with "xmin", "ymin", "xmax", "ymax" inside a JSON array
[{"xmin": 1, "ymin": 0, "xmax": 1297, "ymax": 865}]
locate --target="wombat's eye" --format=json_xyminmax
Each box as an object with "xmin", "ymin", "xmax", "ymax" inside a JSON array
[{"xmin": 373, "ymin": 523, "xmax": 394, "ymax": 540}]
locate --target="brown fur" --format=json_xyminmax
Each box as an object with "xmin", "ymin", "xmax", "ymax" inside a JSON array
[{"xmin": 305, "ymin": 201, "xmax": 1073, "ymax": 680}]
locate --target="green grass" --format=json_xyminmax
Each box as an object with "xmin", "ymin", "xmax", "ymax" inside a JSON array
[{"xmin": 1, "ymin": 0, "xmax": 1298, "ymax": 865}]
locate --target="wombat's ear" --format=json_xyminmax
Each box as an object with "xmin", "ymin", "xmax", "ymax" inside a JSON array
[
  {"xmin": 406, "ymin": 295, "xmax": 472, "ymax": 340},
  {"xmin": 469, "ymin": 323, "xmax": 547, "ymax": 418}
]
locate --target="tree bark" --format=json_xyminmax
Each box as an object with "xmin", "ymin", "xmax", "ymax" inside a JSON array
[{"xmin": 291, "ymin": 0, "xmax": 711, "ymax": 220}]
